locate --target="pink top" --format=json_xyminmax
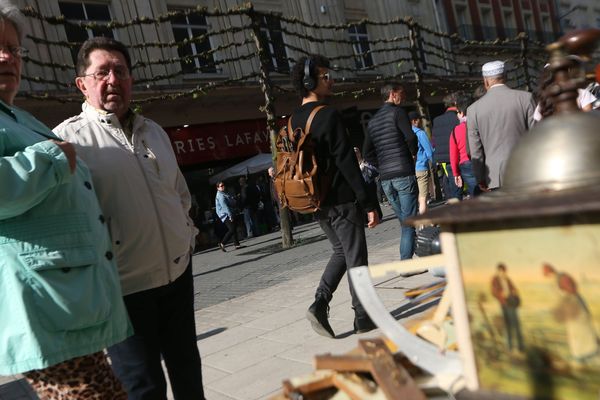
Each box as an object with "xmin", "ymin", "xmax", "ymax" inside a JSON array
[{"xmin": 449, "ymin": 121, "xmax": 470, "ymax": 176}]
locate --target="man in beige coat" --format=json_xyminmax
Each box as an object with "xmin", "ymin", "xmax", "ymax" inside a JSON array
[{"xmin": 467, "ymin": 61, "xmax": 536, "ymax": 190}]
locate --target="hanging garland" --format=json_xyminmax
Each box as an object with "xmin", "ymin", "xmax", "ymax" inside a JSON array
[{"xmin": 17, "ymin": 2, "xmax": 550, "ymax": 105}]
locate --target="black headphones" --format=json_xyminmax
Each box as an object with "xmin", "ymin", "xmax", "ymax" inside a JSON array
[{"xmin": 302, "ymin": 57, "xmax": 316, "ymax": 91}]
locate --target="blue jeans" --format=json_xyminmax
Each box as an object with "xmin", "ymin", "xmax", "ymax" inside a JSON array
[
  {"xmin": 458, "ymin": 161, "xmax": 481, "ymax": 197},
  {"xmin": 243, "ymin": 207, "xmax": 257, "ymax": 237},
  {"xmin": 381, "ymin": 176, "xmax": 417, "ymax": 260},
  {"xmin": 107, "ymin": 263, "xmax": 205, "ymax": 400},
  {"xmin": 437, "ymin": 163, "xmax": 462, "ymax": 200}
]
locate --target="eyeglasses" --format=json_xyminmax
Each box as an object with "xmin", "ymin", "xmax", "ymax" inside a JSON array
[
  {"xmin": 0, "ymin": 45, "xmax": 28, "ymax": 58},
  {"xmin": 81, "ymin": 68, "xmax": 131, "ymax": 81},
  {"xmin": 318, "ymin": 72, "xmax": 332, "ymax": 82}
]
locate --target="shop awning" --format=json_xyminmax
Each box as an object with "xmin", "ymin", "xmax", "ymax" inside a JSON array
[{"xmin": 208, "ymin": 153, "xmax": 274, "ymax": 185}]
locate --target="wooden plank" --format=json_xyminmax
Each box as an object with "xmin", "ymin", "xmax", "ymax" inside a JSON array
[
  {"xmin": 358, "ymin": 339, "xmax": 427, "ymax": 400},
  {"xmin": 283, "ymin": 369, "xmax": 336, "ymax": 396},
  {"xmin": 332, "ymin": 373, "xmax": 386, "ymax": 400},
  {"xmin": 367, "ymin": 254, "xmax": 446, "ymax": 278},
  {"xmin": 313, "ymin": 354, "xmax": 372, "ymax": 372}
]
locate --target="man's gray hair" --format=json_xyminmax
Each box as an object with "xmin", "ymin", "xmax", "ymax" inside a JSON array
[
  {"xmin": 0, "ymin": 0, "xmax": 26, "ymax": 43},
  {"xmin": 442, "ymin": 92, "xmax": 459, "ymax": 108},
  {"xmin": 380, "ymin": 83, "xmax": 404, "ymax": 102}
]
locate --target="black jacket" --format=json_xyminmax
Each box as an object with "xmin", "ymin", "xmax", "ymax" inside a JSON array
[
  {"xmin": 290, "ymin": 101, "xmax": 375, "ymax": 212},
  {"xmin": 363, "ymin": 103, "xmax": 417, "ymax": 180},
  {"xmin": 431, "ymin": 109, "xmax": 459, "ymax": 163}
]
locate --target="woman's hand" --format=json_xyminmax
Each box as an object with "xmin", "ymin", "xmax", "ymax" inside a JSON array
[{"xmin": 51, "ymin": 140, "xmax": 76, "ymax": 174}]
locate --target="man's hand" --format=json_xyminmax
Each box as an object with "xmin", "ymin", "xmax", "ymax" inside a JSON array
[
  {"xmin": 478, "ymin": 183, "xmax": 491, "ymax": 192},
  {"xmin": 51, "ymin": 140, "xmax": 76, "ymax": 174},
  {"xmin": 367, "ymin": 210, "xmax": 379, "ymax": 228},
  {"xmin": 454, "ymin": 175, "xmax": 463, "ymax": 188}
]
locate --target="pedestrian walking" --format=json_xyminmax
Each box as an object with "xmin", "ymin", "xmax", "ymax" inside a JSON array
[
  {"xmin": 431, "ymin": 92, "xmax": 462, "ymax": 201},
  {"xmin": 290, "ymin": 54, "xmax": 380, "ymax": 338},
  {"xmin": 215, "ymin": 181, "xmax": 241, "ymax": 251},
  {"xmin": 409, "ymin": 111, "xmax": 434, "ymax": 214},
  {"xmin": 467, "ymin": 60, "xmax": 535, "ymax": 190},
  {"xmin": 363, "ymin": 83, "xmax": 418, "ymax": 260},
  {"xmin": 449, "ymin": 92, "xmax": 480, "ymax": 198},
  {"xmin": 54, "ymin": 36, "xmax": 205, "ymax": 400}
]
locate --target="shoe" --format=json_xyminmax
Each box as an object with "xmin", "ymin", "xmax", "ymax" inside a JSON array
[
  {"xmin": 354, "ymin": 314, "xmax": 377, "ymax": 334},
  {"xmin": 306, "ymin": 295, "xmax": 335, "ymax": 338},
  {"xmin": 234, "ymin": 244, "xmax": 242, "ymax": 249},
  {"xmin": 218, "ymin": 243, "xmax": 226, "ymax": 252}
]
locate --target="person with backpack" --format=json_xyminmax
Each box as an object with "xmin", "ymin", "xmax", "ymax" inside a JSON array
[{"xmin": 289, "ymin": 54, "xmax": 380, "ymax": 338}]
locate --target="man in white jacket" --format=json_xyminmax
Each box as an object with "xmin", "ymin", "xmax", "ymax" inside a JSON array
[{"xmin": 54, "ymin": 37, "xmax": 204, "ymax": 400}]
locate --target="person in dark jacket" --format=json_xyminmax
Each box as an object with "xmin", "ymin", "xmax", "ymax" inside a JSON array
[
  {"xmin": 291, "ymin": 54, "xmax": 380, "ymax": 338},
  {"xmin": 432, "ymin": 92, "xmax": 462, "ymax": 200},
  {"xmin": 363, "ymin": 83, "xmax": 418, "ymax": 260}
]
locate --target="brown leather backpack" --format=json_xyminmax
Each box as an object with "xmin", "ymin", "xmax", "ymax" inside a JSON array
[{"xmin": 274, "ymin": 105, "xmax": 328, "ymax": 213}]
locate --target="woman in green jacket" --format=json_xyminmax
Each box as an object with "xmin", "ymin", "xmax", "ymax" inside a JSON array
[{"xmin": 0, "ymin": 1, "xmax": 131, "ymax": 397}]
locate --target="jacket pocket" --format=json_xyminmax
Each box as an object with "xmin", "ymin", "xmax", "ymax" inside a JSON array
[{"xmin": 19, "ymin": 245, "xmax": 112, "ymax": 332}]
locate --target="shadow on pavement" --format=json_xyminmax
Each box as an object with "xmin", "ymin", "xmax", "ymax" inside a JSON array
[
  {"xmin": 390, "ymin": 297, "xmax": 440, "ymax": 320},
  {"xmin": 196, "ymin": 327, "xmax": 227, "ymax": 341},
  {"xmin": 193, "ymin": 254, "xmax": 273, "ymax": 277}
]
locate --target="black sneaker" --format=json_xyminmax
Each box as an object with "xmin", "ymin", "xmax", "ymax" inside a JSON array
[
  {"xmin": 354, "ymin": 314, "xmax": 377, "ymax": 334},
  {"xmin": 218, "ymin": 243, "xmax": 226, "ymax": 252},
  {"xmin": 306, "ymin": 297, "xmax": 335, "ymax": 338}
]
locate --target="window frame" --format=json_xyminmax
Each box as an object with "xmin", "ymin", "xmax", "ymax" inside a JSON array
[
  {"xmin": 347, "ymin": 22, "xmax": 374, "ymax": 71},
  {"xmin": 169, "ymin": 10, "xmax": 218, "ymax": 75},
  {"xmin": 258, "ymin": 15, "xmax": 289, "ymax": 74},
  {"xmin": 58, "ymin": 1, "xmax": 114, "ymax": 65}
]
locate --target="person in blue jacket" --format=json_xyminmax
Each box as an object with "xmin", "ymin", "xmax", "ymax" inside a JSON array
[
  {"xmin": 215, "ymin": 181, "xmax": 241, "ymax": 251},
  {"xmin": 0, "ymin": 2, "xmax": 131, "ymax": 397},
  {"xmin": 409, "ymin": 111, "xmax": 434, "ymax": 214}
]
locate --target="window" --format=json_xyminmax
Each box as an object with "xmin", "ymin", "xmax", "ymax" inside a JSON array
[
  {"xmin": 348, "ymin": 23, "xmax": 373, "ymax": 70},
  {"xmin": 541, "ymin": 15, "xmax": 554, "ymax": 42},
  {"xmin": 503, "ymin": 10, "xmax": 516, "ymax": 37},
  {"xmin": 523, "ymin": 13, "xmax": 535, "ymax": 38},
  {"xmin": 170, "ymin": 11, "xmax": 216, "ymax": 74},
  {"xmin": 480, "ymin": 7, "xmax": 495, "ymax": 40},
  {"xmin": 58, "ymin": 1, "xmax": 113, "ymax": 64},
  {"xmin": 455, "ymin": 5, "xmax": 474, "ymax": 39},
  {"xmin": 258, "ymin": 15, "xmax": 289, "ymax": 74}
]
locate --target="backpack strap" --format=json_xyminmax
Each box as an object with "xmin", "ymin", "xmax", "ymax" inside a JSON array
[
  {"xmin": 295, "ymin": 105, "xmax": 325, "ymax": 151},
  {"xmin": 305, "ymin": 105, "xmax": 325, "ymax": 134},
  {"xmin": 291, "ymin": 105, "xmax": 325, "ymax": 171}
]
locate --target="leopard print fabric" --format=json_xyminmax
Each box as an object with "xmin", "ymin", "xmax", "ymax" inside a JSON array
[{"xmin": 23, "ymin": 351, "xmax": 126, "ymax": 400}]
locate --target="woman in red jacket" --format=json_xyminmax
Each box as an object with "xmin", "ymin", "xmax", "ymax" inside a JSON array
[{"xmin": 449, "ymin": 93, "xmax": 481, "ymax": 198}]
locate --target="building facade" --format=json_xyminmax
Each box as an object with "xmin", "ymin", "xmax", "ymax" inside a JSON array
[{"xmin": 13, "ymin": 0, "xmax": 558, "ymax": 246}]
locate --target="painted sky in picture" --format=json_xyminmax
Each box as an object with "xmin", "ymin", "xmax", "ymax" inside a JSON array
[{"xmin": 456, "ymin": 223, "xmax": 600, "ymax": 284}]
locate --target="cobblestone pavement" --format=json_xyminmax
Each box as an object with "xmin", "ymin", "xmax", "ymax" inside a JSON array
[{"xmin": 192, "ymin": 205, "xmax": 402, "ymax": 310}]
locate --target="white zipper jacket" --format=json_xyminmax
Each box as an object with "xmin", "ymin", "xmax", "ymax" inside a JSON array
[{"xmin": 54, "ymin": 103, "xmax": 197, "ymax": 296}]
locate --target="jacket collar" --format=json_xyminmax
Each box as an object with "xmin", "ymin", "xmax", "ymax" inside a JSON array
[{"xmin": 82, "ymin": 101, "xmax": 138, "ymax": 129}]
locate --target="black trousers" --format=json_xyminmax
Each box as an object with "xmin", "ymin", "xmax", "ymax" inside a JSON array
[
  {"xmin": 315, "ymin": 202, "xmax": 369, "ymax": 315},
  {"xmin": 107, "ymin": 262, "xmax": 205, "ymax": 400},
  {"xmin": 221, "ymin": 218, "xmax": 239, "ymax": 246}
]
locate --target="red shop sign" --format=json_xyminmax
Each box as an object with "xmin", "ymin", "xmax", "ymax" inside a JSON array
[{"xmin": 165, "ymin": 118, "xmax": 274, "ymax": 166}]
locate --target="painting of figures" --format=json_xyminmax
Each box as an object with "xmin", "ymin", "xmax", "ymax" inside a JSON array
[{"xmin": 456, "ymin": 222, "xmax": 600, "ymax": 399}]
